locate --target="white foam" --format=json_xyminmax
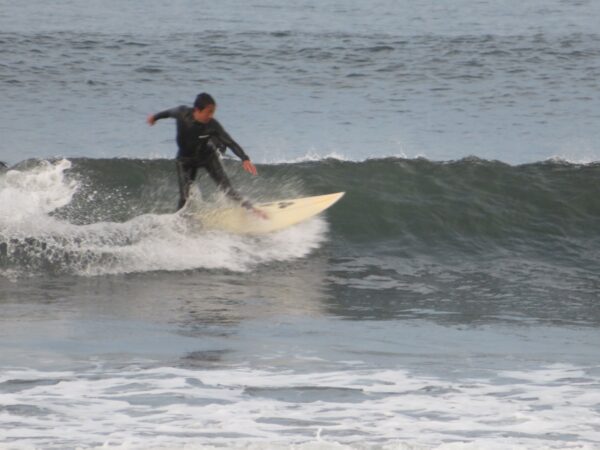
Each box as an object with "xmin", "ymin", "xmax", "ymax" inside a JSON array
[
  {"xmin": 261, "ymin": 150, "xmax": 409, "ymax": 165},
  {"xmin": 0, "ymin": 159, "xmax": 77, "ymax": 226},
  {"xmin": 0, "ymin": 363, "xmax": 598, "ymax": 449},
  {"xmin": 549, "ymin": 139, "xmax": 600, "ymax": 165},
  {"xmin": 0, "ymin": 160, "xmax": 329, "ymax": 277},
  {"xmin": 545, "ymin": 155, "xmax": 600, "ymax": 165}
]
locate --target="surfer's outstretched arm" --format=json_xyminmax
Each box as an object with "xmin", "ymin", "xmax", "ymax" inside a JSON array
[{"xmin": 147, "ymin": 106, "xmax": 185, "ymax": 125}]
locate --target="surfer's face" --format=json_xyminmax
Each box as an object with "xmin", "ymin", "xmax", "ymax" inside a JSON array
[{"xmin": 193, "ymin": 104, "xmax": 216, "ymax": 123}]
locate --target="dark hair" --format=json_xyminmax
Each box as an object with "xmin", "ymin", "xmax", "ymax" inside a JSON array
[{"xmin": 194, "ymin": 93, "xmax": 216, "ymax": 110}]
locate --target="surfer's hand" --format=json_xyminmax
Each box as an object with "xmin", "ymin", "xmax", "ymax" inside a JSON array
[
  {"xmin": 146, "ymin": 114, "xmax": 156, "ymax": 126},
  {"xmin": 243, "ymin": 160, "xmax": 258, "ymax": 176}
]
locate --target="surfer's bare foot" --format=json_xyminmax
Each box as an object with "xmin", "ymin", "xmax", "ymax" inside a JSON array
[
  {"xmin": 241, "ymin": 200, "xmax": 268, "ymax": 220},
  {"xmin": 251, "ymin": 207, "xmax": 269, "ymax": 220}
]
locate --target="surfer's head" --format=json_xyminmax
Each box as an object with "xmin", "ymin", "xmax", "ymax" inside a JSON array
[{"xmin": 193, "ymin": 93, "xmax": 216, "ymax": 123}]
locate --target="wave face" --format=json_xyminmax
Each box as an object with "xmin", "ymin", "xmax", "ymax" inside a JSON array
[
  {"xmin": 311, "ymin": 157, "xmax": 600, "ymax": 245},
  {"xmin": 269, "ymin": 157, "xmax": 600, "ymax": 256},
  {"xmin": 1, "ymin": 156, "xmax": 599, "ymax": 276}
]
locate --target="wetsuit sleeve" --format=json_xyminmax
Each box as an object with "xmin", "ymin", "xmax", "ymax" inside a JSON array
[
  {"xmin": 152, "ymin": 106, "xmax": 185, "ymax": 121},
  {"xmin": 212, "ymin": 119, "xmax": 250, "ymax": 161}
]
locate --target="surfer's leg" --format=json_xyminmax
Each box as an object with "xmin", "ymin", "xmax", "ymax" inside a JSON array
[
  {"xmin": 204, "ymin": 154, "xmax": 245, "ymax": 204},
  {"xmin": 176, "ymin": 160, "xmax": 197, "ymax": 210}
]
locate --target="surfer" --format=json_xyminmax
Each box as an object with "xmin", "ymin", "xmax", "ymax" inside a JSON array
[{"xmin": 147, "ymin": 93, "xmax": 261, "ymax": 213}]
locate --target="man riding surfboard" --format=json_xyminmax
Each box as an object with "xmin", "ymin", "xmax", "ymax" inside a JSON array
[{"xmin": 147, "ymin": 93, "xmax": 262, "ymax": 216}]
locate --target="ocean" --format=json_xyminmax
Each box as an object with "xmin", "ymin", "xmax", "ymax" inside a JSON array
[{"xmin": 1, "ymin": 1, "xmax": 600, "ymax": 449}]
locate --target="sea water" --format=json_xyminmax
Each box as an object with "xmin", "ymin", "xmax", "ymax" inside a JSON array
[
  {"xmin": 1, "ymin": 1, "xmax": 600, "ymax": 449},
  {"xmin": 1, "ymin": 0, "xmax": 599, "ymax": 164}
]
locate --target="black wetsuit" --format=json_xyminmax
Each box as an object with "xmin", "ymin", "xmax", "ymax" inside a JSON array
[{"xmin": 152, "ymin": 105, "xmax": 249, "ymax": 210}]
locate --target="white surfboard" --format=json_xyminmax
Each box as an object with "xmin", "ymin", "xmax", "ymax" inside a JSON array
[{"xmin": 194, "ymin": 192, "xmax": 345, "ymax": 235}]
